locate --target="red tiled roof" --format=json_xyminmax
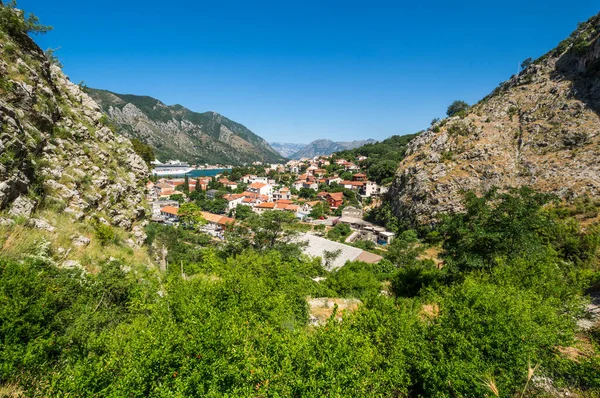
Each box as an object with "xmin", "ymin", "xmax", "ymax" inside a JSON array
[
  {"xmin": 341, "ymin": 180, "xmax": 365, "ymax": 186},
  {"xmin": 275, "ymin": 199, "xmax": 293, "ymax": 205},
  {"xmin": 161, "ymin": 206, "xmax": 179, "ymax": 216},
  {"xmin": 248, "ymin": 182, "xmax": 267, "ymax": 189},
  {"xmin": 223, "ymin": 194, "xmax": 244, "ymax": 201},
  {"xmin": 327, "ymin": 192, "xmax": 344, "ymax": 201},
  {"xmin": 256, "ymin": 202, "xmax": 276, "ymax": 209}
]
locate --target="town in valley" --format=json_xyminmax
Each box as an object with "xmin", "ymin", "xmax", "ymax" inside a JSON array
[{"xmin": 148, "ymin": 155, "xmax": 396, "ymax": 269}]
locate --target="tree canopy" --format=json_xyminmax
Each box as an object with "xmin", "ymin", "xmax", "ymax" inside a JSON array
[{"xmin": 446, "ymin": 100, "xmax": 469, "ymax": 117}]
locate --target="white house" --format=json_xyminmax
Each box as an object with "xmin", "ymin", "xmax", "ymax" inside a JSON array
[
  {"xmin": 247, "ymin": 182, "xmax": 272, "ymax": 197},
  {"xmin": 223, "ymin": 194, "xmax": 245, "ymax": 211},
  {"xmin": 361, "ymin": 181, "xmax": 378, "ymax": 197},
  {"xmin": 273, "ymin": 187, "xmax": 291, "ymax": 200}
]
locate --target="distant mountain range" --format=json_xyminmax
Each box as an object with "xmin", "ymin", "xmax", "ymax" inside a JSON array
[
  {"xmin": 87, "ymin": 89, "xmax": 285, "ymax": 165},
  {"xmin": 271, "ymin": 139, "xmax": 377, "ymax": 160},
  {"xmin": 269, "ymin": 142, "xmax": 307, "ymax": 158}
]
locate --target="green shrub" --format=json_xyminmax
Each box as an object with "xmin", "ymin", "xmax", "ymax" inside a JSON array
[
  {"xmin": 94, "ymin": 222, "xmax": 116, "ymax": 246},
  {"xmin": 0, "ymin": 1, "xmax": 52, "ymax": 37}
]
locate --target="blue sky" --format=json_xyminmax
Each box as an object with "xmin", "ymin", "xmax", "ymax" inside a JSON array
[{"xmin": 22, "ymin": 0, "xmax": 599, "ymax": 143}]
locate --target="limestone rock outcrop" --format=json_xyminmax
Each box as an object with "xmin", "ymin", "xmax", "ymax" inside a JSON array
[
  {"xmin": 0, "ymin": 25, "xmax": 148, "ymax": 229},
  {"xmin": 390, "ymin": 14, "xmax": 600, "ymax": 224}
]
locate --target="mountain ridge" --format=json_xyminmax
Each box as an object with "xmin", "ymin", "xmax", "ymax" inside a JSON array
[
  {"xmin": 287, "ymin": 138, "xmax": 377, "ymax": 159},
  {"xmin": 389, "ymin": 13, "xmax": 600, "ymax": 225},
  {"xmin": 87, "ymin": 88, "xmax": 285, "ymax": 165}
]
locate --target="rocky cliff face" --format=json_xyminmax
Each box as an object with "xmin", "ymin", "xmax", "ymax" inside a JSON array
[
  {"xmin": 0, "ymin": 24, "xmax": 148, "ymax": 233},
  {"xmin": 390, "ymin": 14, "xmax": 600, "ymax": 224},
  {"xmin": 87, "ymin": 89, "xmax": 285, "ymax": 165}
]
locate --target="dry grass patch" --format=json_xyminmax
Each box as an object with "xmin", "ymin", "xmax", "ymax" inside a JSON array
[
  {"xmin": 0, "ymin": 212, "xmax": 154, "ymax": 272},
  {"xmin": 417, "ymin": 246, "xmax": 444, "ymax": 268},
  {"xmin": 419, "ymin": 303, "xmax": 440, "ymax": 322},
  {"xmin": 0, "ymin": 383, "xmax": 24, "ymax": 397},
  {"xmin": 555, "ymin": 335, "xmax": 596, "ymax": 363},
  {"xmin": 307, "ymin": 297, "xmax": 361, "ymax": 326}
]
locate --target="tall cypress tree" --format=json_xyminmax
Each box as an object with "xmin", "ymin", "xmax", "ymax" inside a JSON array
[{"xmin": 183, "ymin": 174, "xmax": 189, "ymax": 194}]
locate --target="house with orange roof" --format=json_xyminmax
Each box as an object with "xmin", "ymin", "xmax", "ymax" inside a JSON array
[
  {"xmin": 159, "ymin": 189, "xmax": 177, "ymax": 199},
  {"xmin": 353, "ymin": 173, "xmax": 367, "ymax": 182},
  {"xmin": 160, "ymin": 205, "xmax": 179, "ymax": 221},
  {"xmin": 200, "ymin": 211, "xmax": 235, "ymax": 227},
  {"xmin": 273, "ymin": 187, "xmax": 291, "ymax": 200},
  {"xmin": 326, "ymin": 192, "xmax": 344, "ymax": 209},
  {"xmin": 247, "ymin": 181, "xmax": 272, "ymax": 196},
  {"xmin": 253, "ymin": 201, "xmax": 276, "ymax": 214},
  {"xmin": 341, "ymin": 180, "xmax": 365, "ymax": 190}
]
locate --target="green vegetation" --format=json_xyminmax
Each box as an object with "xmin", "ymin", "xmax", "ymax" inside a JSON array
[
  {"xmin": 86, "ymin": 88, "xmax": 286, "ymax": 165},
  {"xmin": 130, "ymin": 138, "xmax": 155, "ymax": 166},
  {"xmin": 93, "ymin": 221, "xmax": 117, "ymax": 246},
  {"xmin": 446, "ymin": 100, "xmax": 469, "ymax": 117},
  {"xmin": 326, "ymin": 222, "xmax": 352, "ymax": 242},
  {"xmin": 0, "ymin": 1, "xmax": 52, "ymax": 37},
  {"xmin": 333, "ymin": 134, "xmax": 418, "ymax": 185},
  {"xmin": 0, "ymin": 189, "xmax": 599, "ymax": 396}
]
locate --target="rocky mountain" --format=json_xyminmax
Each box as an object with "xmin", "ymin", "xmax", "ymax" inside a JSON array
[
  {"xmin": 290, "ymin": 139, "xmax": 377, "ymax": 159},
  {"xmin": 389, "ymin": 14, "xmax": 600, "ymax": 224},
  {"xmin": 0, "ymin": 16, "xmax": 148, "ymax": 239},
  {"xmin": 270, "ymin": 142, "xmax": 307, "ymax": 158},
  {"xmin": 87, "ymin": 89, "xmax": 285, "ymax": 165}
]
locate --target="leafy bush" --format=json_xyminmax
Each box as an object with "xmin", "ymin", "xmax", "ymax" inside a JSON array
[{"xmin": 94, "ymin": 222, "xmax": 117, "ymax": 246}]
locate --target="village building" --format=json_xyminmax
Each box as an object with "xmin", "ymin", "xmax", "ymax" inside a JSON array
[
  {"xmin": 160, "ymin": 205, "xmax": 179, "ymax": 222},
  {"xmin": 253, "ymin": 202, "xmax": 276, "ymax": 214},
  {"xmin": 341, "ymin": 180, "xmax": 365, "ymax": 190},
  {"xmin": 223, "ymin": 181, "xmax": 239, "ymax": 190},
  {"xmin": 325, "ymin": 176, "xmax": 342, "ymax": 186},
  {"xmin": 360, "ymin": 181, "xmax": 379, "ymax": 197},
  {"xmin": 240, "ymin": 174, "xmax": 256, "ymax": 184},
  {"xmin": 293, "ymin": 180, "xmax": 305, "ymax": 190},
  {"xmin": 325, "ymin": 192, "xmax": 344, "ymax": 209},
  {"xmin": 353, "ymin": 173, "xmax": 367, "ymax": 182},
  {"xmin": 273, "ymin": 187, "xmax": 291, "ymax": 200},
  {"xmin": 295, "ymin": 233, "xmax": 382, "ymax": 271},
  {"xmin": 223, "ymin": 193, "xmax": 245, "ymax": 211},
  {"xmin": 150, "ymin": 200, "xmax": 180, "ymax": 217},
  {"xmin": 247, "ymin": 182, "xmax": 272, "ymax": 196},
  {"xmin": 302, "ymin": 181, "xmax": 319, "ymax": 191}
]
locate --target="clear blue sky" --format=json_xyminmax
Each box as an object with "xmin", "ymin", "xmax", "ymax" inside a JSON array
[{"xmin": 21, "ymin": 0, "xmax": 599, "ymax": 143}]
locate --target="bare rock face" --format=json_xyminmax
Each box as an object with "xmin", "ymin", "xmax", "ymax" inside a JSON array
[
  {"xmin": 8, "ymin": 195, "xmax": 35, "ymax": 217},
  {"xmin": 0, "ymin": 28, "xmax": 148, "ymax": 230},
  {"xmin": 390, "ymin": 14, "xmax": 600, "ymax": 224}
]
